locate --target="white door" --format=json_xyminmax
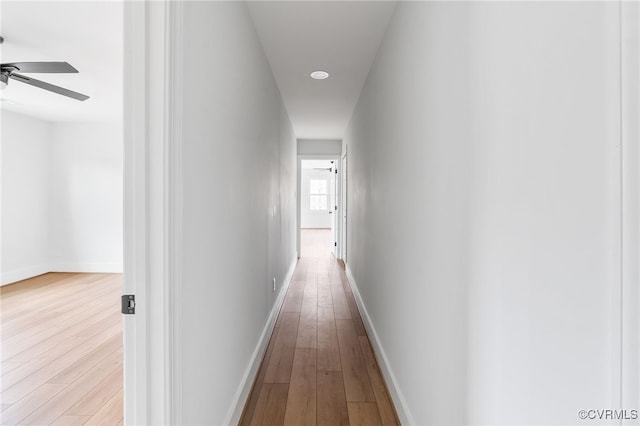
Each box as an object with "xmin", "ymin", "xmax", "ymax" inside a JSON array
[
  {"xmin": 330, "ymin": 161, "xmax": 337, "ymax": 256},
  {"xmin": 341, "ymin": 153, "xmax": 347, "ymax": 262}
]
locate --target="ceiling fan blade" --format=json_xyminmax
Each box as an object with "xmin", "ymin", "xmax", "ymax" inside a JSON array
[
  {"xmin": 9, "ymin": 73, "xmax": 89, "ymax": 101},
  {"xmin": 1, "ymin": 62, "xmax": 78, "ymax": 73}
]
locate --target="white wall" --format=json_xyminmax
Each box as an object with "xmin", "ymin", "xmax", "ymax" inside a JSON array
[
  {"xmin": 1, "ymin": 110, "xmax": 52, "ymax": 284},
  {"xmin": 1, "ymin": 112, "xmax": 123, "ymax": 285},
  {"xmin": 465, "ymin": 4, "xmax": 620, "ymax": 424},
  {"xmin": 301, "ymin": 166, "xmax": 332, "ymax": 228},
  {"xmin": 178, "ymin": 2, "xmax": 297, "ymax": 424},
  {"xmin": 297, "ymin": 138, "xmax": 342, "ymax": 155},
  {"xmin": 344, "ymin": 2, "xmax": 625, "ymax": 425},
  {"xmin": 49, "ymin": 123, "xmax": 123, "ymax": 272},
  {"xmin": 344, "ymin": 4, "xmax": 471, "ymax": 423}
]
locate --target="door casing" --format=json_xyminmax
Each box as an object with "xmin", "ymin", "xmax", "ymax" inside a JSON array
[{"xmin": 123, "ymin": 2, "xmax": 183, "ymax": 424}]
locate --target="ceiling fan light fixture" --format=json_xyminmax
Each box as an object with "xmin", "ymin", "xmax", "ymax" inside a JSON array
[
  {"xmin": 310, "ymin": 70, "xmax": 329, "ymax": 80},
  {"xmin": 0, "ymin": 62, "xmax": 89, "ymax": 100}
]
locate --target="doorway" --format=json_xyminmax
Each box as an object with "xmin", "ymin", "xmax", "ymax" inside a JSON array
[
  {"xmin": 298, "ymin": 157, "xmax": 341, "ymax": 258},
  {"xmin": 0, "ymin": 1, "xmax": 125, "ymax": 424}
]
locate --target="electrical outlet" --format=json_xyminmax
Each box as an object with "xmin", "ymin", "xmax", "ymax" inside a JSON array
[{"xmin": 272, "ymin": 277, "xmax": 276, "ymax": 292}]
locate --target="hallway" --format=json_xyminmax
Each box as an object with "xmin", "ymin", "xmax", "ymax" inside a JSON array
[
  {"xmin": 117, "ymin": 1, "xmax": 640, "ymax": 423},
  {"xmin": 240, "ymin": 229, "xmax": 398, "ymax": 426}
]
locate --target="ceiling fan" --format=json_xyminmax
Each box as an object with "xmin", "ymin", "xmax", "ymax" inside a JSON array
[{"xmin": 0, "ymin": 36, "xmax": 89, "ymax": 101}]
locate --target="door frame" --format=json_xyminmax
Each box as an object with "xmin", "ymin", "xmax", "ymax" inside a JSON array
[
  {"xmin": 123, "ymin": 2, "xmax": 182, "ymax": 424},
  {"xmin": 340, "ymin": 148, "xmax": 348, "ymax": 262},
  {"xmin": 621, "ymin": 0, "xmax": 640, "ymax": 409},
  {"xmin": 297, "ymin": 155, "xmax": 342, "ymax": 258}
]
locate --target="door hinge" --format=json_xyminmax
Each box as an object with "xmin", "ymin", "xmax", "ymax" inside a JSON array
[
  {"xmin": 334, "ymin": 242, "xmax": 337, "ymax": 247},
  {"xmin": 121, "ymin": 295, "xmax": 136, "ymax": 315},
  {"xmin": 335, "ymin": 168, "xmax": 338, "ymax": 174}
]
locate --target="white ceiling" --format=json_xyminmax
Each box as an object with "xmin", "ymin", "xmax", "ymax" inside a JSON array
[
  {"xmin": 0, "ymin": 1, "xmax": 393, "ymax": 129},
  {"xmin": 248, "ymin": 1, "xmax": 396, "ymax": 140},
  {"xmin": 0, "ymin": 1, "xmax": 122, "ymax": 122}
]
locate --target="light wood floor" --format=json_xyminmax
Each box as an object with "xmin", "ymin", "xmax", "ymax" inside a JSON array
[
  {"xmin": 0, "ymin": 273, "xmax": 123, "ymax": 425},
  {"xmin": 240, "ymin": 229, "xmax": 400, "ymax": 426}
]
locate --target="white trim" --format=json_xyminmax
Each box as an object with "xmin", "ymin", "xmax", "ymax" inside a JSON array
[
  {"xmin": 49, "ymin": 263, "xmax": 123, "ymax": 273},
  {"xmin": 224, "ymin": 257, "xmax": 298, "ymax": 425},
  {"xmin": 123, "ymin": 2, "xmax": 177, "ymax": 424},
  {"xmin": 297, "ymin": 158, "xmax": 301, "ymax": 258},
  {"xmin": 621, "ymin": 0, "xmax": 640, "ymax": 409},
  {"xmin": 167, "ymin": 1, "xmax": 184, "ymax": 425},
  {"xmin": 340, "ymin": 147, "xmax": 348, "ymax": 262},
  {"xmin": 602, "ymin": 1, "xmax": 623, "ymax": 408},
  {"xmin": 146, "ymin": 2, "xmax": 176, "ymax": 424},
  {"xmin": 122, "ymin": 2, "xmax": 148, "ymax": 424},
  {"xmin": 0, "ymin": 265, "xmax": 51, "ymax": 286},
  {"xmin": 0, "ymin": 263, "xmax": 125, "ymax": 286},
  {"xmin": 344, "ymin": 263, "xmax": 414, "ymax": 426}
]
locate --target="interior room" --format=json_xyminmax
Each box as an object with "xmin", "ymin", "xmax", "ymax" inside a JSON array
[
  {"xmin": 299, "ymin": 159, "xmax": 338, "ymax": 258},
  {"xmin": 301, "ymin": 160, "xmax": 334, "ymax": 231},
  {"xmin": 0, "ymin": 1, "xmax": 124, "ymax": 424}
]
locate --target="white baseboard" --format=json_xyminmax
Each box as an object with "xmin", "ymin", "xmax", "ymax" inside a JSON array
[
  {"xmin": 225, "ymin": 256, "xmax": 298, "ymax": 425},
  {"xmin": 0, "ymin": 264, "xmax": 51, "ymax": 286},
  {"xmin": 49, "ymin": 262, "xmax": 123, "ymax": 273},
  {"xmin": 1, "ymin": 262, "xmax": 124, "ymax": 286},
  {"xmin": 344, "ymin": 263, "xmax": 415, "ymax": 426}
]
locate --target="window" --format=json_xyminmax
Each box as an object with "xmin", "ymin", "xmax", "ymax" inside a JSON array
[{"xmin": 309, "ymin": 179, "xmax": 328, "ymax": 210}]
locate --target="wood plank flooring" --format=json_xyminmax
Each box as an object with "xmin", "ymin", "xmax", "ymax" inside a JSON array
[
  {"xmin": 240, "ymin": 229, "xmax": 399, "ymax": 426},
  {"xmin": 0, "ymin": 273, "xmax": 123, "ymax": 425}
]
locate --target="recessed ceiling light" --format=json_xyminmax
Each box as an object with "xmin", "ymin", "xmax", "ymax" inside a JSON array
[{"xmin": 310, "ymin": 70, "xmax": 329, "ymax": 80}]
